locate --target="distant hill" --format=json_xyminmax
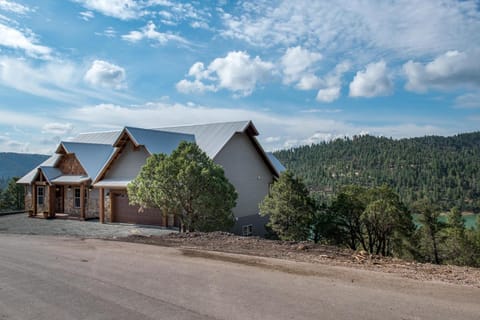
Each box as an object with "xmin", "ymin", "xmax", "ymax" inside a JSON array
[
  {"xmin": 274, "ymin": 132, "xmax": 480, "ymax": 212},
  {"xmin": 0, "ymin": 153, "xmax": 49, "ymax": 188}
]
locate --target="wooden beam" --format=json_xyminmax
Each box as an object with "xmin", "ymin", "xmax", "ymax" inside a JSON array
[
  {"xmin": 99, "ymin": 188, "xmax": 105, "ymax": 223},
  {"xmin": 109, "ymin": 191, "xmax": 114, "ymax": 222},
  {"xmin": 32, "ymin": 185, "xmax": 37, "ymax": 216},
  {"xmin": 80, "ymin": 184, "xmax": 86, "ymax": 220},
  {"xmin": 49, "ymin": 186, "xmax": 55, "ymax": 217}
]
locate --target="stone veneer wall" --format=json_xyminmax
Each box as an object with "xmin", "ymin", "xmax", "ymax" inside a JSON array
[
  {"xmin": 64, "ymin": 187, "xmax": 80, "ymax": 217},
  {"xmin": 63, "ymin": 187, "xmax": 100, "ymax": 219},
  {"xmin": 25, "ymin": 186, "xmax": 32, "ymax": 212},
  {"xmin": 104, "ymin": 189, "xmax": 112, "ymax": 222},
  {"xmin": 86, "ymin": 189, "xmax": 99, "ymax": 219}
]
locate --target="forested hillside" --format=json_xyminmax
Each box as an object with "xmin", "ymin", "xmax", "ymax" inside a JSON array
[
  {"xmin": 0, "ymin": 153, "xmax": 48, "ymax": 188},
  {"xmin": 274, "ymin": 132, "xmax": 480, "ymax": 212}
]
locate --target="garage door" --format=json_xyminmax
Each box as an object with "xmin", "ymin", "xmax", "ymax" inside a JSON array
[{"xmin": 111, "ymin": 192, "xmax": 166, "ymax": 226}]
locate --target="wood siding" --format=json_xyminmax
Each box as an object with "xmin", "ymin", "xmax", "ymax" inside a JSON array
[{"xmin": 57, "ymin": 154, "xmax": 87, "ymax": 175}]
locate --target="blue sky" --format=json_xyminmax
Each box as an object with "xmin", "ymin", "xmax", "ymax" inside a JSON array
[{"xmin": 0, "ymin": 0, "xmax": 479, "ymax": 154}]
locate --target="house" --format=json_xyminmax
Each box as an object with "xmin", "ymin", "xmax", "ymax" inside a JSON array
[{"xmin": 18, "ymin": 121, "xmax": 285, "ymax": 236}]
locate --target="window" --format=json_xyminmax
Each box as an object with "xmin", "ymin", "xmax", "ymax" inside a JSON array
[
  {"xmin": 242, "ymin": 224, "xmax": 253, "ymax": 237},
  {"xmin": 74, "ymin": 188, "xmax": 81, "ymax": 208},
  {"xmin": 37, "ymin": 186, "xmax": 44, "ymax": 205}
]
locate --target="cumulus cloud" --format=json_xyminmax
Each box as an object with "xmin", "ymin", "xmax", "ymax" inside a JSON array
[
  {"xmin": 221, "ymin": 0, "xmax": 480, "ymax": 60},
  {"xmin": 84, "ymin": 60, "xmax": 126, "ymax": 89},
  {"xmin": 42, "ymin": 122, "xmax": 74, "ymax": 135},
  {"xmin": 315, "ymin": 61, "xmax": 351, "ymax": 102},
  {"xmin": 280, "ymin": 46, "xmax": 322, "ymax": 85},
  {"xmin": 403, "ymin": 50, "xmax": 480, "ymax": 93},
  {"xmin": 0, "ymin": 23, "xmax": 51, "ymax": 58},
  {"xmin": 122, "ymin": 21, "xmax": 189, "ymax": 45},
  {"xmin": 349, "ymin": 60, "xmax": 393, "ymax": 97},
  {"xmin": 177, "ymin": 51, "xmax": 274, "ymax": 96}
]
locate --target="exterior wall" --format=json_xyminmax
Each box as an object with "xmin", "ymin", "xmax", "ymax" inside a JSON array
[
  {"xmin": 102, "ymin": 188, "xmax": 113, "ymax": 222},
  {"xmin": 214, "ymin": 133, "xmax": 274, "ymax": 236},
  {"xmin": 25, "ymin": 186, "xmax": 32, "ymax": 212},
  {"xmin": 64, "ymin": 187, "xmax": 81, "ymax": 217},
  {"xmin": 62, "ymin": 187, "xmax": 99, "ymax": 219},
  {"xmin": 86, "ymin": 188, "xmax": 99, "ymax": 219},
  {"xmin": 57, "ymin": 154, "xmax": 87, "ymax": 175},
  {"xmin": 35, "ymin": 184, "xmax": 50, "ymax": 214},
  {"xmin": 104, "ymin": 141, "xmax": 149, "ymax": 180}
]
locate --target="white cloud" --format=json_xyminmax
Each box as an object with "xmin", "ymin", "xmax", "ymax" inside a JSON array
[
  {"xmin": 175, "ymin": 79, "xmax": 216, "ymax": 94},
  {"xmin": 65, "ymin": 102, "xmax": 454, "ymax": 152},
  {"xmin": 0, "ymin": 0, "xmax": 31, "ymax": 14},
  {"xmin": 122, "ymin": 21, "xmax": 189, "ymax": 45},
  {"xmin": 177, "ymin": 51, "xmax": 274, "ymax": 96},
  {"xmin": 0, "ymin": 56, "xmax": 77, "ymax": 101},
  {"xmin": 315, "ymin": 61, "xmax": 350, "ymax": 102},
  {"xmin": 403, "ymin": 50, "xmax": 480, "ymax": 93},
  {"xmin": 79, "ymin": 11, "xmax": 94, "ymax": 21},
  {"xmin": 42, "ymin": 123, "xmax": 74, "ymax": 135},
  {"xmin": 0, "ymin": 23, "xmax": 51, "ymax": 58},
  {"xmin": 73, "ymin": 0, "xmax": 139, "ymax": 20},
  {"xmin": 84, "ymin": 60, "xmax": 126, "ymax": 90},
  {"xmin": 349, "ymin": 60, "xmax": 393, "ymax": 97},
  {"xmin": 95, "ymin": 27, "xmax": 116, "ymax": 38},
  {"xmin": 221, "ymin": 0, "xmax": 480, "ymax": 60},
  {"xmin": 316, "ymin": 87, "xmax": 341, "ymax": 103},
  {"xmin": 280, "ymin": 46, "xmax": 322, "ymax": 85},
  {"xmin": 455, "ymin": 93, "xmax": 480, "ymax": 109}
]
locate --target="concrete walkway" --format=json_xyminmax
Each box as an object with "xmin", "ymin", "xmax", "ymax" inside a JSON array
[{"xmin": 0, "ymin": 213, "xmax": 175, "ymax": 238}]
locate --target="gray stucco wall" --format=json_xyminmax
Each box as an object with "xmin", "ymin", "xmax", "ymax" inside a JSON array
[
  {"xmin": 214, "ymin": 133, "xmax": 274, "ymax": 236},
  {"xmin": 104, "ymin": 141, "xmax": 150, "ymax": 180}
]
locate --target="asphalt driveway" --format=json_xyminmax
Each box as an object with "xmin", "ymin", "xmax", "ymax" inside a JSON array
[{"xmin": 0, "ymin": 213, "xmax": 175, "ymax": 238}]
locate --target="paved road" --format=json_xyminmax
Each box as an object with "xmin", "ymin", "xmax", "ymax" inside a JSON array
[
  {"xmin": 0, "ymin": 235, "xmax": 479, "ymax": 320},
  {"xmin": 0, "ymin": 213, "xmax": 175, "ymax": 238}
]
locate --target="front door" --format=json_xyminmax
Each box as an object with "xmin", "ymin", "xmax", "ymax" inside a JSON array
[{"xmin": 55, "ymin": 186, "xmax": 64, "ymax": 213}]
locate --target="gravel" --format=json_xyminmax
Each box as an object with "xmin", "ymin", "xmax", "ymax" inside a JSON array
[{"xmin": 0, "ymin": 213, "xmax": 176, "ymax": 238}]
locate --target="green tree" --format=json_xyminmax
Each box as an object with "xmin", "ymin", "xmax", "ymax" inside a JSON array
[
  {"xmin": 414, "ymin": 200, "xmax": 445, "ymax": 264},
  {"xmin": 259, "ymin": 171, "xmax": 315, "ymax": 241},
  {"xmin": 0, "ymin": 177, "xmax": 24, "ymax": 210},
  {"xmin": 330, "ymin": 185, "xmax": 366, "ymax": 250},
  {"xmin": 128, "ymin": 142, "xmax": 237, "ymax": 232},
  {"xmin": 361, "ymin": 186, "xmax": 412, "ymax": 256}
]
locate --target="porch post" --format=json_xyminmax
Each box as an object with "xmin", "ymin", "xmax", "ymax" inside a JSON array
[
  {"xmin": 48, "ymin": 186, "xmax": 55, "ymax": 217},
  {"xmin": 32, "ymin": 184, "xmax": 37, "ymax": 216},
  {"xmin": 80, "ymin": 184, "xmax": 86, "ymax": 220},
  {"xmin": 99, "ymin": 187, "xmax": 105, "ymax": 223}
]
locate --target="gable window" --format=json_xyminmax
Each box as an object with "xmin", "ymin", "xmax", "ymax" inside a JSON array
[
  {"xmin": 242, "ymin": 224, "xmax": 253, "ymax": 237},
  {"xmin": 74, "ymin": 188, "xmax": 81, "ymax": 208},
  {"xmin": 37, "ymin": 186, "xmax": 44, "ymax": 205}
]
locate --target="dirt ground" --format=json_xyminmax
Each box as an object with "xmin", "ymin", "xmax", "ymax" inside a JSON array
[{"xmin": 120, "ymin": 231, "xmax": 480, "ymax": 288}]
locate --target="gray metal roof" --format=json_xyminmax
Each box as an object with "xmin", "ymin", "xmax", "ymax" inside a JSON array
[
  {"xmin": 93, "ymin": 179, "xmax": 130, "ymax": 188},
  {"xmin": 124, "ymin": 127, "xmax": 195, "ymax": 155},
  {"xmin": 71, "ymin": 130, "xmax": 121, "ymax": 145},
  {"xmin": 51, "ymin": 175, "xmax": 90, "ymax": 184},
  {"xmin": 156, "ymin": 121, "xmax": 252, "ymax": 158},
  {"xmin": 17, "ymin": 154, "xmax": 61, "ymax": 184},
  {"xmin": 61, "ymin": 142, "xmax": 115, "ymax": 180},
  {"xmin": 39, "ymin": 166, "xmax": 62, "ymax": 183},
  {"xmin": 266, "ymin": 153, "xmax": 286, "ymax": 173},
  {"xmin": 17, "ymin": 120, "xmax": 279, "ymax": 185}
]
